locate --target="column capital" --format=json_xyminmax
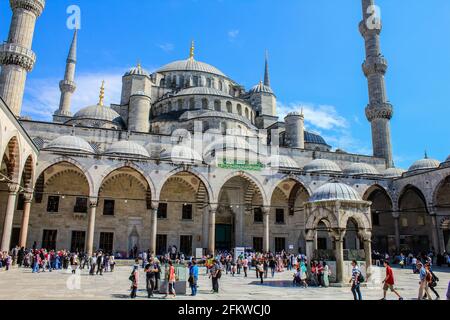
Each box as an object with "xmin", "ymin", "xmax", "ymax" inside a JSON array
[
  {"xmin": 89, "ymin": 198, "xmax": 98, "ymax": 208},
  {"xmin": 7, "ymin": 183, "xmax": 20, "ymax": 194},
  {"xmin": 331, "ymin": 228, "xmax": 346, "ymax": 242},
  {"xmin": 209, "ymin": 203, "xmax": 218, "ymax": 213},
  {"xmin": 392, "ymin": 211, "xmax": 400, "ymax": 219},
  {"xmin": 23, "ymin": 192, "xmax": 33, "ymax": 203},
  {"xmin": 151, "ymin": 201, "xmax": 159, "ymax": 211},
  {"xmin": 261, "ymin": 206, "xmax": 271, "ymax": 215}
]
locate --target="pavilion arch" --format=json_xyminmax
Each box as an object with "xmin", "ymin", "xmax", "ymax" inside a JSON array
[
  {"xmin": 36, "ymin": 158, "xmax": 95, "ymax": 197},
  {"xmin": 1, "ymin": 135, "xmax": 21, "ymax": 182},
  {"xmin": 305, "ymin": 206, "xmax": 339, "ymax": 231},
  {"xmin": 339, "ymin": 211, "xmax": 371, "ymax": 233},
  {"xmin": 96, "ymin": 163, "xmax": 155, "ymax": 201},
  {"xmin": 217, "ymin": 171, "xmax": 269, "ymax": 207},
  {"xmin": 155, "ymin": 167, "xmax": 213, "ymax": 203}
]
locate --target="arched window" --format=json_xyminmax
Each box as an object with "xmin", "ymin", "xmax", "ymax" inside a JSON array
[
  {"xmin": 160, "ymin": 79, "xmax": 165, "ymax": 87},
  {"xmin": 202, "ymin": 98, "xmax": 209, "ymax": 110},
  {"xmin": 226, "ymin": 101, "xmax": 232, "ymax": 113},
  {"xmin": 237, "ymin": 104, "xmax": 242, "ymax": 116},
  {"xmin": 168, "ymin": 101, "xmax": 172, "ymax": 112},
  {"xmin": 193, "ymin": 76, "xmax": 199, "ymax": 87},
  {"xmin": 221, "ymin": 122, "xmax": 227, "ymax": 135},
  {"xmin": 207, "ymin": 78, "xmax": 212, "ymax": 88},
  {"xmin": 189, "ymin": 98, "xmax": 195, "ymax": 109},
  {"xmin": 179, "ymin": 75, "xmax": 185, "ymax": 88},
  {"xmin": 245, "ymin": 108, "xmax": 249, "ymax": 119},
  {"xmin": 214, "ymin": 100, "xmax": 221, "ymax": 112},
  {"xmin": 218, "ymin": 81, "xmax": 223, "ymax": 91},
  {"xmin": 177, "ymin": 99, "xmax": 183, "ymax": 111}
]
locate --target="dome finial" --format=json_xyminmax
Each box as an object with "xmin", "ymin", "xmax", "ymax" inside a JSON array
[
  {"xmin": 137, "ymin": 59, "xmax": 141, "ymax": 69},
  {"xmin": 189, "ymin": 40, "xmax": 195, "ymax": 59},
  {"xmin": 424, "ymin": 150, "xmax": 428, "ymax": 159},
  {"xmin": 98, "ymin": 80, "xmax": 105, "ymax": 106}
]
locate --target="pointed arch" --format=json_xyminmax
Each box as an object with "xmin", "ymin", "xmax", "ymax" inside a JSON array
[{"xmin": 218, "ymin": 170, "xmax": 268, "ymax": 206}]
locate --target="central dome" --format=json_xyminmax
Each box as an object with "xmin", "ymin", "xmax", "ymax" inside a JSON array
[{"xmin": 157, "ymin": 58, "xmax": 226, "ymax": 77}]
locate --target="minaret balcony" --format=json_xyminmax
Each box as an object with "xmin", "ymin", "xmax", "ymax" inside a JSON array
[
  {"xmin": 59, "ymin": 79, "xmax": 77, "ymax": 93},
  {"xmin": 365, "ymin": 102, "xmax": 393, "ymax": 121},
  {"xmin": 0, "ymin": 43, "xmax": 36, "ymax": 71},
  {"xmin": 362, "ymin": 56, "xmax": 388, "ymax": 76},
  {"xmin": 358, "ymin": 20, "xmax": 382, "ymax": 38},
  {"xmin": 10, "ymin": 0, "xmax": 45, "ymax": 17}
]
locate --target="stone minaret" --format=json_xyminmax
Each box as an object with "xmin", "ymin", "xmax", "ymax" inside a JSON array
[
  {"xmin": 360, "ymin": 0, "xmax": 394, "ymax": 168},
  {"xmin": 53, "ymin": 29, "xmax": 78, "ymax": 123},
  {"xmin": 0, "ymin": 0, "xmax": 45, "ymax": 117},
  {"xmin": 264, "ymin": 50, "xmax": 270, "ymax": 87}
]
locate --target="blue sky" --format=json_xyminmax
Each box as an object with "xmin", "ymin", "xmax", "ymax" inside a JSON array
[{"xmin": 1, "ymin": 0, "xmax": 450, "ymax": 168}]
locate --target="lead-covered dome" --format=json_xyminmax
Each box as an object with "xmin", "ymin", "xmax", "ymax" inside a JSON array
[
  {"xmin": 157, "ymin": 58, "xmax": 226, "ymax": 77},
  {"xmin": 383, "ymin": 167, "xmax": 406, "ymax": 178},
  {"xmin": 265, "ymin": 155, "xmax": 299, "ymax": 169},
  {"xmin": 104, "ymin": 140, "xmax": 150, "ymax": 159},
  {"xmin": 408, "ymin": 157, "xmax": 440, "ymax": 172},
  {"xmin": 125, "ymin": 64, "xmax": 150, "ymax": 77},
  {"xmin": 72, "ymin": 104, "xmax": 123, "ymax": 125},
  {"xmin": 44, "ymin": 135, "xmax": 95, "ymax": 154},
  {"xmin": 310, "ymin": 182, "xmax": 362, "ymax": 202},
  {"xmin": 249, "ymin": 81, "xmax": 273, "ymax": 95},
  {"xmin": 304, "ymin": 159, "xmax": 342, "ymax": 173},
  {"xmin": 161, "ymin": 145, "xmax": 203, "ymax": 163},
  {"xmin": 343, "ymin": 163, "xmax": 379, "ymax": 176}
]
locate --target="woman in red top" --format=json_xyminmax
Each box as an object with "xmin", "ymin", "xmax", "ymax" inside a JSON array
[
  {"xmin": 165, "ymin": 260, "xmax": 176, "ymax": 298},
  {"xmin": 381, "ymin": 261, "xmax": 403, "ymax": 300}
]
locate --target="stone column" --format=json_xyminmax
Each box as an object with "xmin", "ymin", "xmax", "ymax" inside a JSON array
[
  {"xmin": 0, "ymin": 185, "xmax": 19, "ymax": 252},
  {"xmin": 430, "ymin": 214, "xmax": 440, "ymax": 254},
  {"xmin": 305, "ymin": 237, "xmax": 314, "ymax": 260},
  {"xmin": 393, "ymin": 212, "xmax": 401, "ymax": 252},
  {"xmin": 201, "ymin": 206, "xmax": 209, "ymax": 248},
  {"xmin": 85, "ymin": 199, "xmax": 97, "ymax": 256},
  {"xmin": 208, "ymin": 205, "xmax": 218, "ymax": 255},
  {"xmin": 150, "ymin": 203, "xmax": 158, "ymax": 255},
  {"xmin": 262, "ymin": 207, "xmax": 270, "ymax": 253},
  {"xmin": 18, "ymin": 192, "xmax": 33, "ymax": 248},
  {"xmin": 334, "ymin": 230, "xmax": 345, "ymax": 284},
  {"xmin": 363, "ymin": 237, "xmax": 373, "ymax": 278}
]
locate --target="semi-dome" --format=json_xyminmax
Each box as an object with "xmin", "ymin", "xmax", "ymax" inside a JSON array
[
  {"xmin": 266, "ymin": 155, "xmax": 299, "ymax": 169},
  {"xmin": 104, "ymin": 140, "xmax": 150, "ymax": 159},
  {"xmin": 44, "ymin": 135, "xmax": 95, "ymax": 154},
  {"xmin": 72, "ymin": 104, "xmax": 123, "ymax": 125},
  {"xmin": 161, "ymin": 145, "xmax": 203, "ymax": 163},
  {"xmin": 157, "ymin": 58, "xmax": 226, "ymax": 77},
  {"xmin": 383, "ymin": 167, "xmax": 406, "ymax": 178},
  {"xmin": 249, "ymin": 82, "xmax": 273, "ymax": 95},
  {"xmin": 310, "ymin": 182, "xmax": 362, "ymax": 202},
  {"xmin": 125, "ymin": 64, "xmax": 150, "ymax": 77},
  {"xmin": 408, "ymin": 157, "xmax": 440, "ymax": 172},
  {"xmin": 175, "ymin": 87, "xmax": 232, "ymax": 98},
  {"xmin": 343, "ymin": 163, "xmax": 379, "ymax": 176},
  {"xmin": 304, "ymin": 159, "xmax": 342, "ymax": 173}
]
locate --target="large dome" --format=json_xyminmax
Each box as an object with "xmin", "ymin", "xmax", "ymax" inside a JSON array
[
  {"xmin": 408, "ymin": 157, "xmax": 440, "ymax": 172},
  {"xmin": 343, "ymin": 163, "xmax": 379, "ymax": 176},
  {"xmin": 304, "ymin": 159, "xmax": 342, "ymax": 173},
  {"xmin": 44, "ymin": 135, "xmax": 95, "ymax": 154},
  {"xmin": 310, "ymin": 182, "xmax": 362, "ymax": 202},
  {"xmin": 157, "ymin": 58, "xmax": 226, "ymax": 77},
  {"xmin": 72, "ymin": 104, "xmax": 123, "ymax": 125},
  {"xmin": 104, "ymin": 140, "xmax": 150, "ymax": 159}
]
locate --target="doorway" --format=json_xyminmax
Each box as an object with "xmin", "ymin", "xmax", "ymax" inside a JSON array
[{"xmin": 215, "ymin": 224, "xmax": 232, "ymax": 251}]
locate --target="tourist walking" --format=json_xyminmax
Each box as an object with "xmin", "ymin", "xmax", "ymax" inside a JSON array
[
  {"xmin": 323, "ymin": 261, "xmax": 330, "ymax": 287},
  {"xmin": 144, "ymin": 258, "xmax": 157, "ymax": 298},
  {"xmin": 96, "ymin": 252, "xmax": 104, "ymax": 275},
  {"xmin": 242, "ymin": 256, "xmax": 248, "ymax": 277},
  {"xmin": 189, "ymin": 259, "xmax": 199, "ymax": 296},
  {"xmin": 417, "ymin": 261, "xmax": 432, "ymax": 300},
  {"xmin": 257, "ymin": 261, "xmax": 265, "ymax": 284},
  {"xmin": 165, "ymin": 260, "xmax": 176, "ymax": 298},
  {"xmin": 210, "ymin": 259, "xmax": 221, "ymax": 293},
  {"xmin": 423, "ymin": 263, "xmax": 440, "ymax": 300},
  {"xmin": 129, "ymin": 260, "xmax": 139, "ymax": 299},
  {"xmin": 381, "ymin": 261, "xmax": 403, "ymax": 300},
  {"xmin": 349, "ymin": 260, "xmax": 363, "ymax": 300}
]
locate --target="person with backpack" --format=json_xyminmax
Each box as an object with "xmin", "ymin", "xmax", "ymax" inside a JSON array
[
  {"xmin": 381, "ymin": 261, "xmax": 403, "ymax": 300},
  {"xmin": 417, "ymin": 261, "xmax": 432, "ymax": 300},
  {"xmin": 349, "ymin": 260, "xmax": 363, "ymax": 300},
  {"xmin": 144, "ymin": 258, "xmax": 158, "ymax": 298},
  {"xmin": 209, "ymin": 259, "xmax": 221, "ymax": 293},
  {"xmin": 129, "ymin": 260, "xmax": 139, "ymax": 299},
  {"xmin": 423, "ymin": 263, "xmax": 440, "ymax": 300}
]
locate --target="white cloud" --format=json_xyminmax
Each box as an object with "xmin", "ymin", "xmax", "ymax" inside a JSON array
[
  {"xmin": 278, "ymin": 101, "xmax": 371, "ymax": 155},
  {"xmin": 22, "ymin": 70, "xmax": 124, "ymax": 121},
  {"xmin": 228, "ymin": 29, "xmax": 240, "ymax": 41},
  {"xmin": 157, "ymin": 43, "xmax": 175, "ymax": 53}
]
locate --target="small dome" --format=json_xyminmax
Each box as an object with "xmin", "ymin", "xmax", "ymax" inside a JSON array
[
  {"xmin": 161, "ymin": 145, "xmax": 203, "ymax": 163},
  {"xmin": 266, "ymin": 155, "xmax": 299, "ymax": 169},
  {"xmin": 157, "ymin": 58, "xmax": 226, "ymax": 77},
  {"xmin": 104, "ymin": 140, "xmax": 149, "ymax": 159},
  {"xmin": 310, "ymin": 182, "xmax": 362, "ymax": 202},
  {"xmin": 343, "ymin": 163, "xmax": 379, "ymax": 176},
  {"xmin": 125, "ymin": 64, "xmax": 150, "ymax": 77},
  {"xmin": 408, "ymin": 157, "xmax": 440, "ymax": 172},
  {"xmin": 383, "ymin": 167, "xmax": 406, "ymax": 178},
  {"xmin": 304, "ymin": 131, "xmax": 330, "ymax": 147},
  {"xmin": 304, "ymin": 159, "xmax": 342, "ymax": 173},
  {"xmin": 73, "ymin": 104, "xmax": 123, "ymax": 125},
  {"xmin": 175, "ymin": 87, "xmax": 232, "ymax": 98},
  {"xmin": 44, "ymin": 135, "xmax": 95, "ymax": 154},
  {"xmin": 249, "ymin": 82, "xmax": 274, "ymax": 95}
]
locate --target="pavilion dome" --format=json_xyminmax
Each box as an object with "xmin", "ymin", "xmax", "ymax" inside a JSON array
[
  {"xmin": 304, "ymin": 159, "xmax": 342, "ymax": 173},
  {"xmin": 44, "ymin": 135, "xmax": 95, "ymax": 154},
  {"xmin": 343, "ymin": 163, "xmax": 379, "ymax": 176},
  {"xmin": 408, "ymin": 157, "xmax": 440, "ymax": 172},
  {"xmin": 383, "ymin": 167, "xmax": 406, "ymax": 178},
  {"xmin": 104, "ymin": 140, "xmax": 150, "ymax": 159},
  {"xmin": 310, "ymin": 182, "xmax": 362, "ymax": 202}
]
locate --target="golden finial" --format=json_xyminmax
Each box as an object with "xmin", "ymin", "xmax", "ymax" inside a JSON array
[
  {"xmin": 98, "ymin": 80, "xmax": 105, "ymax": 106},
  {"xmin": 189, "ymin": 40, "xmax": 195, "ymax": 59},
  {"xmin": 137, "ymin": 59, "xmax": 141, "ymax": 69}
]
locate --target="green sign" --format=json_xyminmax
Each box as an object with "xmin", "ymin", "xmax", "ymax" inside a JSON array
[{"xmin": 218, "ymin": 162, "xmax": 264, "ymax": 171}]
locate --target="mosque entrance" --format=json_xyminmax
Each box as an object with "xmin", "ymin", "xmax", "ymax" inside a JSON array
[{"xmin": 215, "ymin": 224, "xmax": 232, "ymax": 251}]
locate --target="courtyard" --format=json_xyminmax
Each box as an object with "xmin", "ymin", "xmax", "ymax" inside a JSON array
[{"xmin": 0, "ymin": 264, "xmax": 449, "ymax": 300}]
